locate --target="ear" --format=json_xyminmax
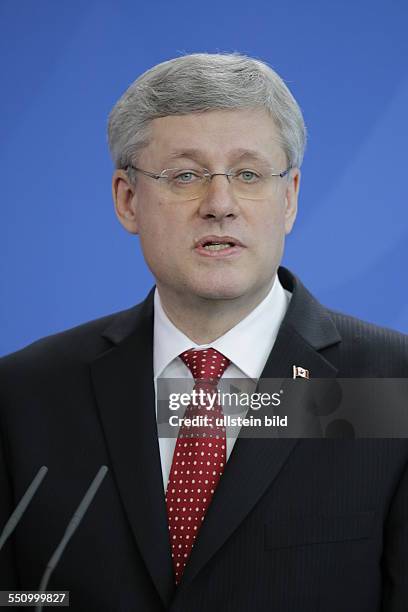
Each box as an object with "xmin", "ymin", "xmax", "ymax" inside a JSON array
[
  {"xmin": 284, "ymin": 168, "xmax": 300, "ymax": 234},
  {"xmin": 112, "ymin": 169, "xmax": 140, "ymax": 235}
]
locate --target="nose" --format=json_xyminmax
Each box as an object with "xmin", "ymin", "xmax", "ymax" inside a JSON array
[{"xmin": 197, "ymin": 174, "xmax": 240, "ymax": 221}]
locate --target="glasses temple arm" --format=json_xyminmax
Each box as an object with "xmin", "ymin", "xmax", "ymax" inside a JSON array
[{"xmin": 126, "ymin": 165, "xmax": 162, "ymax": 180}]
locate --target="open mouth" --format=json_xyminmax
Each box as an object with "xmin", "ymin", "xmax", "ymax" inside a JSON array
[
  {"xmin": 202, "ymin": 241, "xmax": 235, "ymax": 251},
  {"xmin": 194, "ymin": 236, "xmax": 244, "ymax": 257}
]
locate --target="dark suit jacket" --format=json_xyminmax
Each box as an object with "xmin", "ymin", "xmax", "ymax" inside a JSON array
[{"xmin": 1, "ymin": 267, "xmax": 408, "ymax": 611}]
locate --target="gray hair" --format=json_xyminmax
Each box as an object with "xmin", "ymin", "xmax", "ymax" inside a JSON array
[{"xmin": 107, "ymin": 53, "xmax": 306, "ymax": 173}]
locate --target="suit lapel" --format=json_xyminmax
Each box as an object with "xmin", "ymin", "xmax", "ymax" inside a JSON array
[
  {"xmin": 90, "ymin": 292, "xmax": 175, "ymax": 607},
  {"xmin": 175, "ymin": 268, "xmax": 341, "ymax": 596}
]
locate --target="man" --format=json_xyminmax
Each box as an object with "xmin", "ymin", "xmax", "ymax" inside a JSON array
[{"xmin": 1, "ymin": 53, "xmax": 407, "ymax": 611}]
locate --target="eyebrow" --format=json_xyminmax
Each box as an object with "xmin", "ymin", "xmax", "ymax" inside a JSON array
[{"xmin": 165, "ymin": 148, "xmax": 272, "ymax": 166}]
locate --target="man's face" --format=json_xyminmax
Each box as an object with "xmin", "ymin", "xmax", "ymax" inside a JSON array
[{"xmin": 113, "ymin": 109, "xmax": 300, "ymax": 307}]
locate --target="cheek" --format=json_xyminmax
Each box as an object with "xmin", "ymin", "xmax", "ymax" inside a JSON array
[
  {"xmin": 253, "ymin": 202, "xmax": 286, "ymax": 243},
  {"xmin": 136, "ymin": 200, "xmax": 188, "ymax": 267},
  {"xmin": 248, "ymin": 206, "xmax": 286, "ymax": 269},
  {"xmin": 135, "ymin": 191, "xmax": 168, "ymax": 238}
]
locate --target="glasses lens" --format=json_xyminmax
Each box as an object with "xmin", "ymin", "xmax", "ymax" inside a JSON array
[
  {"xmin": 162, "ymin": 169, "xmax": 206, "ymax": 200},
  {"xmin": 231, "ymin": 172, "xmax": 275, "ymax": 200},
  {"xmin": 159, "ymin": 168, "xmax": 281, "ymax": 201}
]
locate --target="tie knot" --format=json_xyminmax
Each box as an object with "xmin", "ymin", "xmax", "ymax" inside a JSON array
[{"xmin": 180, "ymin": 348, "xmax": 230, "ymax": 383}]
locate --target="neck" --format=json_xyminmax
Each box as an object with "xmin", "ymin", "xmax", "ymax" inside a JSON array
[{"xmin": 156, "ymin": 278, "xmax": 276, "ymax": 345}]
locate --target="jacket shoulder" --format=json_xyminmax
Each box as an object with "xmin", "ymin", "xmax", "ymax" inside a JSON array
[
  {"xmin": 0, "ymin": 303, "xmax": 143, "ymax": 376},
  {"xmin": 325, "ymin": 308, "xmax": 408, "ymax": 376},
  {"xmin": 328, "ymin": 308, "xmax": 408, "ymax": 344}
]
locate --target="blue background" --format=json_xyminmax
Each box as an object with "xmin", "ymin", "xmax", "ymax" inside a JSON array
[{"xmin": 1, "ymin": 0, "xmax": 407, "ymax": 356}]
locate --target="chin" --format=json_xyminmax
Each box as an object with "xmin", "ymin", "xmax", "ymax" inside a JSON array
[{"xmin": 189, "ymin": 279, "xmax": 252, "ymax": 301}]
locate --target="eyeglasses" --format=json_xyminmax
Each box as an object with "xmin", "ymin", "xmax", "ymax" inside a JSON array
[{"xmin": 125, "ymin": 164, "xmax": 292, "ymax": 201}]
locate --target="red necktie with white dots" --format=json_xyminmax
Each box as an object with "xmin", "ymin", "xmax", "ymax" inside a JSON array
[{"xmin": 165, "ymin": 348, "xmax": 230, "ymax": 584}]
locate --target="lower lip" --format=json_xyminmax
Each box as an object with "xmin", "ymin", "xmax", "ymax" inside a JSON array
[{"xmin": 194, "ymin": 245, "xmax": 245, "ymax": 258}]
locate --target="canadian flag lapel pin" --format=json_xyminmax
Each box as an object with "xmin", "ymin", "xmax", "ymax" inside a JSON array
[{"xmin": 293, "ymin": 365, "xmax": 310, "ymax": 380}]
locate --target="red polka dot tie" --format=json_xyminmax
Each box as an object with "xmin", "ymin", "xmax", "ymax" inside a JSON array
[{"xmin": 165, "ymin": 348, "xmax": 230, "ymax": 584}]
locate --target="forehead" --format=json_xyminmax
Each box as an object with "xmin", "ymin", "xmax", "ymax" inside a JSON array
[{"xmin": 140, "ymin": 109, "xmax": 285, "ymax": 166}]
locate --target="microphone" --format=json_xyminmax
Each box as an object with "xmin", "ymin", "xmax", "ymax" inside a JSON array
[
  {"xmin": 36, "ymin": 465, "xmax": 108, "ymax": 612},
  {"xmin": 0, "ymin": 466, "xmax": 48, "ymax": 553}
]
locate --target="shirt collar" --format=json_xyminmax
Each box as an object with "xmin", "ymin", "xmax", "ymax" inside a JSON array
[{"xmin": 153, "ymin": 274, "xmax": 291, "ymax": 380}]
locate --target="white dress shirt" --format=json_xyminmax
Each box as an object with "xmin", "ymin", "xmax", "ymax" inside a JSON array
[{"xmin": 154, "ymin": 275, "xmax": 291, "ymax": 490}]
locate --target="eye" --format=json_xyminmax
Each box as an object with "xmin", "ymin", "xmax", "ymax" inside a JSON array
[
  {"xmin": 237, "ymin": 169, "xmax": 261, "ymax": 183},
  {"xmin": 173, "ymin": 171, "xmax": 201, "ymax": 184}
]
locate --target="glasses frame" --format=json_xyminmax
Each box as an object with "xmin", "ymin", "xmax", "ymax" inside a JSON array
[
  {"xmin": 126, "ymin": 164, "xmax": 292, "ymax": 182},
  {"xmin": 124, "ymin": 164, "xmax": 293, "ymax": 201}
]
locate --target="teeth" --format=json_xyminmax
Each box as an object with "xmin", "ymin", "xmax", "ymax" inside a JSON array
[{"xmin": 203, "ymin": 243, "xmax": 232, "ymax": 251}]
